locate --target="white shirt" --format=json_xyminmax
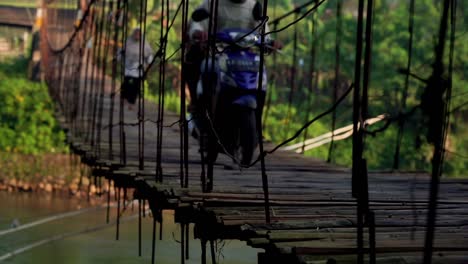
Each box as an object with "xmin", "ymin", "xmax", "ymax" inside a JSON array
[{"xmin": 120, "ymin": 37, "xmax": 154, "ymax": 78}]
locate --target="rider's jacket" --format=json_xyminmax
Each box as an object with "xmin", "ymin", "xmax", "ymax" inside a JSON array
[
  {"xmin": 188, "ymin": 0, "xmax": 270, "ymax": 40},
  {"xmin": 119, "ymin": 29, "xmax": 154, "ymax": 78}
]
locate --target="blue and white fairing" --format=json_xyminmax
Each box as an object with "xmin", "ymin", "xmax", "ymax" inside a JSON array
[
  {"xmin": 216, "ymin": 29, "xmax": 267, "ymax": 93},
  {"xmin": 216, "ymin": 29, "xmax": 267, "ymax": 109}
]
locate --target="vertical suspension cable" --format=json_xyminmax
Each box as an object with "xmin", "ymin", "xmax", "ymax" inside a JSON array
[
  {"xmin": 396, "ymin": 0, "xmax": 418, "ymax": 242},
  {"xmin": 143, "ymin": 0, "xmax": 149, "ymax": 168},
  {"xmin": 447, "ymin": 2, "xmax": 456, "ymax": 137},
  {"xmin": 423, "ymin": 0, "xmax": 452, "ymax": 263},
  {"xmin": 362, "ymin": 0, "xmax": 375, "ymax": 263},
  {"xmin": 109, "ymin": 0, "xmax": 123, "ymax": 160},
  {"xmin": 199, "ymin": 0, "xmax": 219, "ymax": 192},
  {"xmin": 138, "ymin": 0, "xmax": 144, "ymax": 172},
  {"xmin": 185, "ymin": 224, "xmax": 189, "ymax": 259},
  {"xmin": 151, "ymin": 217, "xmax": 157, "ymax": 264},
  {"xmin": 261, "ymin": 21, "xmax": 278, "ymax": 132},
  {"xmin": 258, "ymin": 0, "xmax": 271, "ymax": 223},
  {"xmin": 442, "ymin": 0, "xmax": 455, "ymax": 175},
  {"xmin": 120, "ymin": 0, "xmax": 130, "ymax": 165},
  {"xmin": 116, "ymin": 187, "xmax": 121, "ymax": 240},
  {"xmin": 261, "ymin": 1, "xmax": 278, "ymax": 133},
  {"xmin": 138, "ymin": 198, "xmax": 142, "ymax": 256},
  {"xmin": 101, "ymin": 0, "xmax": 115, "ymax": 159},
  {"xmin": 69, "ymin": 48, "xmax": 78, "ymax": 121},
  {"xmin": 180, "ymin": 0, "xmax": 186, "ymax": 186},
  {"xmin": 63, "ymin": 49, "xmax": 71, "ymax": 122},
  {"xmin": 71, "ymin": 44, "xmax": 80, "ymax": 122},
  {"xmin": 155, "ymin": 0, "xmax": 168, "ymax": 182},
  {"xmin": 351, "ymin": 0, "xmax": 365, "ymax": 262},
  {"xmin": 285, "ymin": 10, "xmax": 299, "ymax": 140},
  {"xmin": 63, "ymin": 51, "xmax": 71, "ymax": 119},
  {"xmin": 87, "ymin": 5, "xmax": 98, "ymax": 141},
  {"xmin": 155, "ymin": 0, "xmax": 164, "ymax": 181},
  {"xmin": 96, "ymin": 0, "xmax": 113, "ymax": 158},
  {"xmin": 197, "ymin": 0, "xmax": 218, "ymax": 192},
  {"xmin": 73, "ymin": 28, "xmax": 82, "ymax": 127},
  {"xmin": 181, "ymin": 223, "xmax": 185, "ymax": 264},
  {"xmin": 183, "ymin": 0, "xmax": 190, "ymax": 189},
  {"xmin": 138, "ymin": 0, "xmax": 148, "ymax": 171},
  {"xmin": 93, "ymin": 0, "xmax": 106, "ymax": 152},
  {"xmin": 362, "ymin": 0, "xmax": 373, "ymax": 122},
  {"xmin": 87, "ymin": 3, "xmax": 100, "ymax": 144},
  {"xmin": 80, "ymin": 6, "xmax": 94, "ymax": 139},
  {"xmin": 67, "ymin": 41, "xmax": 77, "ymax": 127},
  {"xmin": 327, "ymin": 0, "xmax": 341, "ymax": 163},
  {"xmin": 393, "ymin": 0, "xmax": 415, "ymax": 170},
  {"xmin": 67, "ymin": 42, "xmax": 74, "ymax": 130},
  {"xmin": 301, "ymin": 1, "xmax": 318, "ymax": 154},
  {"xmin": 59, "ymin": 52, "xmax": 67, "ymax": 110},
  {"xmin": 57, "ymin": 54, "xmax": 65, "ymax": 110},
  {"xmin": 180, "ymin": 0, "xmax": 190, "ymax": 188},
  {"xmin": 89, "ymin": 0, "xmax": 106, "ymax": 149}
]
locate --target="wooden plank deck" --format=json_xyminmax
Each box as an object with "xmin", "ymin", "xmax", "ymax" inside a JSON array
[{"xmin": 59, "ymin": 72, "xmax": 468, "ymax": 263}]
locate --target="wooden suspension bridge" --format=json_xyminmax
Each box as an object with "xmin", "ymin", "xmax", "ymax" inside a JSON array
[
  {"xmin": 55, "ymin": 69, "xmax": 468, "ymax": 264},
  {"xmin": 7, "ymin": 0, "xmax": 468, "ymax": 263}
]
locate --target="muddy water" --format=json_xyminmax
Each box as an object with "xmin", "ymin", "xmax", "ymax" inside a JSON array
[{"xmin": 0, "ymin": 192, "xmax": 260, "ymax": 263}]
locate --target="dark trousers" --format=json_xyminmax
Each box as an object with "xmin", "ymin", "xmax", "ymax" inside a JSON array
[{"xmin": 121, "ymin": 76, "xmax": 141, "ymax": 104}]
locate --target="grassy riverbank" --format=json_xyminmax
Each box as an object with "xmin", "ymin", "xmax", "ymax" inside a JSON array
[{"xmin": 0, "ymin": 57, "xmax": 93, "ymax": 193}]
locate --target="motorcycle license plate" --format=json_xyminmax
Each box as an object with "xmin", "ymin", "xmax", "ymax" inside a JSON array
[{"xmin": 226, "ymin": 59, "xmax": 259, "ymax": 72}]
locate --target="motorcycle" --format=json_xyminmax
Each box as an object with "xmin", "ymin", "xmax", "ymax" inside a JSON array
[{"xmin": 193, "ymin": 28, "xmax": 269, "ymax": 167}]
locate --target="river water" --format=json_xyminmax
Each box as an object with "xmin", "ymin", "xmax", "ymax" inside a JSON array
[{"xmin": 0, "ymin": 192, "xmax": 260, "ymax": 263}]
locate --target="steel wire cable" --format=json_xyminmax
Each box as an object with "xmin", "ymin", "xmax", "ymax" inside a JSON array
[
  {"xmin": 423, "ymin": 1, "xmax": 453, "ymax": 263},
  {"xmin": 46, "ymin": 0, "xmax": 98, "ymax": 54},
  {"xmin": 96, "ymin": 0, "xmax": 114, "ymax": 157},
  {"xmin": 89, "ymin": 0, "xmax": 106, "ymax": 151},
  {"xmin": 72, "ymin": 38, "xmax": 85, "ymax": 136},
  {"xmin": 393, "ymin": 0, "xmax": 415, "ymax": 170},
  {"xmin": 179, "ymin": 0, "xmax": 190, "ymax": 188},
  {"xmin": 85, "ymin": 4, "xmax": 100, "ymax": 144},
  {"xmin": 80, "ymin": 9, "xmax": 94, "ymax": 138},
  {"xmin": 257, "ymin": 0, "xmax": 272, "ymax": 223},
  {"xmin": 327, "ymin": 0, "xmax": 342, "ymax": 163},
  {"xmin": 143, "ymin": 0, "xmax": 184, "ymax": 79},
  {"xmin": 301, "ymin": 1, "xmax": 318, "ymax": 155},
  {"xmin": 265, "ymin": 0, "xmax": 327, "ymax": 36},
  {"xmin": 108, "ymin": 0, "xmax": 123, "ymax": 160},
  {"xmin": 119, "ymin": 0, "xmax": 130, "ymax": 165},
  {"xmin": 155, "ymin": 0, "xmax": 171, "ymax": 182},
  {"xmin": 138, "ymin": 0, "xmax": 147, "ymax": 171},
  {"xmin": 284, "ymin": 10, "xmax": 299, "ymax": 142}
]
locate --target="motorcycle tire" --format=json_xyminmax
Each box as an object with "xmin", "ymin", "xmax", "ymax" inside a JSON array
[{"xmin": 238, "ymin": 107, "xmax": 258, "ymax": 166}]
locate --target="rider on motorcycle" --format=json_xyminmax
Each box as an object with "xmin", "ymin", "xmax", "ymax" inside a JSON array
[{"xmin": 185, "ymin": 0, "xmax": 280, "ymax": 117}]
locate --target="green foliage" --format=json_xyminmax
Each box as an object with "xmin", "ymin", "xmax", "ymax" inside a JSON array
[
  {"xmin": 0, "ymin": 58, "xmax": 67, "ymax": 154},
  {"xmin": 262, "ymin": 0, "xmax": 468, "ymax": 177}
]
